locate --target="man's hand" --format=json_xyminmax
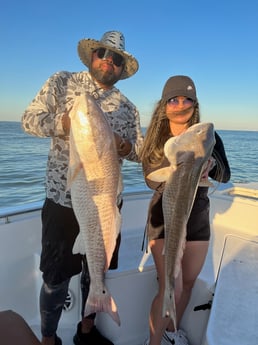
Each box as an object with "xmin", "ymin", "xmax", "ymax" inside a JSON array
[
  {"xmin": 113, "ymin": 133, "xmax": 132, "ymax": 157},
  {"xmin": 62, "ymin": 107, "xmax": 72, "ymax": 135}
]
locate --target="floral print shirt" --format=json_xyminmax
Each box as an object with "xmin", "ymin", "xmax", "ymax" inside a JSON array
[{"xmin": 22, "ymin": 71, "xmax": 143, "ymax": 207}]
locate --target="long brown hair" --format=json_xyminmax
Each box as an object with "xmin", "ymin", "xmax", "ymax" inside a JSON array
[{"xmin": 139, "ymin": 99, "xmax": 200, "ymax": 167}]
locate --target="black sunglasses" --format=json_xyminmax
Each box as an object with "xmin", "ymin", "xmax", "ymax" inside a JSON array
[{"xmin": 94, "ymin": 48, "xmax": 124, "ymax": 67}]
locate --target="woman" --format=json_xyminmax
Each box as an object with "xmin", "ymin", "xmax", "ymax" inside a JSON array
[{"xmin": 140, "ymin": 75, "xmax": 230, "ymax": 345}]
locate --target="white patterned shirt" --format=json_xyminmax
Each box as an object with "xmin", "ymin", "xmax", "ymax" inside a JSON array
[{"xmin": 22, "ymin": 71, "xmax": 143, "ymax": 207}]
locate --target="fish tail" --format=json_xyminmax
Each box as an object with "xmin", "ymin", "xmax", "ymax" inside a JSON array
[
  {"xmin": 84, "ymin": 286, "xmax": 121, "ymax": 326},
  {"xmin": 162, "ymin": 288, "xmax": 177, "ymax": 331}
]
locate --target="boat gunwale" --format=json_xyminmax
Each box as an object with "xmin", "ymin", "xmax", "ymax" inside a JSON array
[{"xmin": 0, "ymin": 188, "xmax": 153, "ymax": 222}]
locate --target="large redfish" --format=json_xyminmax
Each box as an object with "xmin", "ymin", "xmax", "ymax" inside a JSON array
[
  {"xmin": 68, "ymin": 93, "xmax": 121, "ymax": 325},
  {"xmin": 147, "ymin": 123, "xmax": 215, "ymax": 330}
]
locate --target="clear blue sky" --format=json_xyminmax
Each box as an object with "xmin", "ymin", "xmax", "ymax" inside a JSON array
[{"xmin": 1, "ymin": 0, "xmax": 257, "ymax": 130}]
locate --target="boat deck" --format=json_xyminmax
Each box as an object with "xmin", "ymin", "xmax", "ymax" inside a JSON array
[
  {"xmin": 204, "ymin": 235, "xmax": 258, "ymax": 345},
  {"xmin": 1, "ymin": 184, "xmax": 258, "ymax": 345}
]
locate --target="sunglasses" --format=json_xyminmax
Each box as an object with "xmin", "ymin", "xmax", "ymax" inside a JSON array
[
  {"xmin": 167, "ymin": 97, "xmax": 195, "ymax": 107},
  {"xmin": 94, "ymin": 48, "xmax": 125, "ymax": 67}
]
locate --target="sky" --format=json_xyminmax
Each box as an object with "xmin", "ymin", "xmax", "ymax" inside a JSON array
[{"xmin": 1, "ymin": 0, "xmax": 258, "ymax": 130}]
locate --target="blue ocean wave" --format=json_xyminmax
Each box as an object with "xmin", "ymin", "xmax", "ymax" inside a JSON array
[{"xmin": 0, "ymin": 121, "xmax": 257, "ymax": 209}]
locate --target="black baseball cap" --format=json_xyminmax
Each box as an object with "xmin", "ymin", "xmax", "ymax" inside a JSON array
[{"xmin": 162, "ymin": 75, "xmax": 197, "ymax": 102}]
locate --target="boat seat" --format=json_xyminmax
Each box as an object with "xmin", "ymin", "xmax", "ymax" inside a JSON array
[
  {"xmin": 204, "ymin": 235, "xmax": 258, "ymax": 345},
  {"xmin": 0, "ymin": 310, "xmax": 41, "ymax": 345}
]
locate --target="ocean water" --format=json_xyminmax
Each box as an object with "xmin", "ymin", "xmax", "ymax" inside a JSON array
[{"xmin": 0, "ymin": 121, "xmax": 257, "ymax": 210}]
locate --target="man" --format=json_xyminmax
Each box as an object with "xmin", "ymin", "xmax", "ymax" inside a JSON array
[{"xmin": 22, "ymin": 30, "xmax": 143, "ymax": 345}]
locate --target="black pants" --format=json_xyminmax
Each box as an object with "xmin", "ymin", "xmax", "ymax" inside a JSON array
[
  {"xmin": 146, "ymin": 187, "xmax": 211, "ymax": 241},
  {"xmin": 40, "ymin": 198, "xmax": 121, "ymax": 337}
]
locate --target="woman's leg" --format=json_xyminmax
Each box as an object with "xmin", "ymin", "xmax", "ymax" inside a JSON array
[
  {"xmin": 148, "ymin": 238, "xmax": 171, "ymax": 345},
  {"xmin": 167, "ymin": 240, "xmax": 209, "ymax": 331}
]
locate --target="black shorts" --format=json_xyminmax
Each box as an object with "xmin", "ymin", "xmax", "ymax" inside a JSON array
[
  {"xmin": 40, "ymin": 198, "xmax": 121, "ymax": 285},
  {"xmin": 146, "ymin": 187, "xmax": 210, "ymax": 242}
]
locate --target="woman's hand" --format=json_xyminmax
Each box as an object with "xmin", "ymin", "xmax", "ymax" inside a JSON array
[{"xmin": 199, "ymin": 157, "xmax": 216, "ymax": 186}]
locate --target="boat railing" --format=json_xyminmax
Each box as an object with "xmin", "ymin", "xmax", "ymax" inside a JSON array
[
  {"xmin": 0, "ymin": 201, "xmax": 43, "ymax": 224},
  {"xmin": 0, "ymin": 187, "xmax": 152, "ymax": 225},
  {"xmin": 219, "ymin": 185, "xmax": 258, "ymax": 201}
]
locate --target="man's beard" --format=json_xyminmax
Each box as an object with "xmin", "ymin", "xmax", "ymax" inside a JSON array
[{"xmin": 90, "ymin": 64, "xmax": 121, "ymax": 86}]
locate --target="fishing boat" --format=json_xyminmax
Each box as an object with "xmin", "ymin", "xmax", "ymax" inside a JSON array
[{"xmin": 1, "ymin": 181, "xmax": 258, "ymax": 345}]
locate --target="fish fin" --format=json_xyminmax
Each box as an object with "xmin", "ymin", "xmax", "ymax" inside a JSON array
[
  {"xmin": 72, "ymin": 232, "xmax": 86, "ymax": 254},
  {"xmin": 84, "ymin": 286, "xmax": 121, "ymax": 326},
  {"xmin": 164, "ymin": 137, "xmax": 178, "ymax": 162},
  {"xmin": 67, "ymin": 163, "xmax": 83, "ymax": 191},
  {"xmin": 198, "ymin": 179, "xmax": 214, "ymax": 187},
  {"xmin": 138, "ymin": 245, "xmax": 151, "ymax": 272},
  {"xmin": 147, "ymin": 166, "xmax": 175, "ymax": 182},
  {"xmin": 116, "ymin": 206, "xmax": 122, "ymax": 236}
]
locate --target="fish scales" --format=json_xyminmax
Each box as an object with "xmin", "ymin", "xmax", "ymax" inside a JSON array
[
  {"xmin": 68, "ymin": 93, "xmax": 121, "ymax": 325},
  {"xmin": 148, "ymin": 123, "xmax": 215, "ymax": 330},
  {"xmin": 163, "ymin": 123, "xmax": 215, "ymax": 329}
]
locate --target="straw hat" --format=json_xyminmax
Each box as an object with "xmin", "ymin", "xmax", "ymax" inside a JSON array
[{"xmin": 78, "ymin": 31, "xmax": 139, "ymax": 79}]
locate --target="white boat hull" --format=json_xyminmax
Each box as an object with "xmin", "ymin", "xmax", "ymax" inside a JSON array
[{"xmin": 1, "ymin": 182, "xmax": 258, "ymax": 345}]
